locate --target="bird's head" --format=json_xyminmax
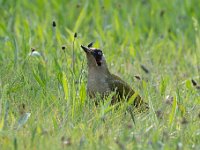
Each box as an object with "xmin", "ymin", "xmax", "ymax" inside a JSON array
[{"xmin": 81, "ymin": 45, "xmax": 108, "ymax": 70}]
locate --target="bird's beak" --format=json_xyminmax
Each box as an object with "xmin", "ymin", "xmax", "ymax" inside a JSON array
[
  {"xmin": 81, "ymin": 45, "xmax": 90, "ymax": 53},
  {"xmin": 81, "ymin": 44, "xmax": 102, "ymax": 66}
]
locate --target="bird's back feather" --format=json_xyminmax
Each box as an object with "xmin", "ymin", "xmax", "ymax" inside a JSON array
[{"xmin": 108, "ymin": 74, "xmax": 149, "ymax": 110}]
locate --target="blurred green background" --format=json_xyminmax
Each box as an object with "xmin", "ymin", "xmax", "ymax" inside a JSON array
[{"xmin": 0, "ymin": 0, "xmax": 200, "ymax": 149}]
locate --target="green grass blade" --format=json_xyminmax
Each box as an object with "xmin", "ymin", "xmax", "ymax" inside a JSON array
[
  {"xmin": 73, "ymin": 2, "xmax": 88, "ymax": 32},
  {"xmin": 168, "ymin": 96, "xmax": 177, "ymax": 128},
  {"xmin": 62, "ymin": 72, "xmax": 69, "ymax": 100}
]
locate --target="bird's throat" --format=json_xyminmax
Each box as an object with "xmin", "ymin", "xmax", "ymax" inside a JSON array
[{"xmin": 96, "ymin": 60, "xmax": 101, "ymax": 66}]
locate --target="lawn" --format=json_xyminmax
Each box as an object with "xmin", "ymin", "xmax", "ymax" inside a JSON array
[{"xmin": 0, "ymin": 0, "xmax": 200, "ymax": 149}]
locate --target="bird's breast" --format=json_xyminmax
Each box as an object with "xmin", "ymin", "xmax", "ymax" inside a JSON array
[{"xmin": 87, "ymin": 76, "xmax": 111, "ymax": 97}]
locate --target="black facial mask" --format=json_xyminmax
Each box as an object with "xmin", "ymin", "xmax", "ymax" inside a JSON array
[{"xmin": 92, "ymin": 50, "xmax": 103, "ymax": 66}]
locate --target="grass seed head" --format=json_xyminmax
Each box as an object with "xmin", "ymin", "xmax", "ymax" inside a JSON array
[
  {"xmin": 87, "ymin": 42, "xmax": 94, "ymax": 48},
  {"xmin": 31, "ymin": 47, "xmax": 35, "ymax": 52},
  {"xmin": 62, "ymin": 45, "xmax": 66, "ymax": 50},
  {"xmin": 191, "ymin": 79, "xmax": 197, "ymax": 86},
  {"xmin": 74, "ymin": 32, "xmax": 77, "ymax": 38},
  {"xmin": 52, "ymin": 21, "xmax": 56, "ymax": 27},
  {"xmin": 134, "ymin": 75, "xmax": 141, "ymax": 80},
  {"xmin": 141, "ymin": 65, "xmax": 149, "ymax": 74}
]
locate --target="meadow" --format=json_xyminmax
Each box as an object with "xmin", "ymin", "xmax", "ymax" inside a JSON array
[{"xmin": 0, "ymin": 0, "xmax": 200, "ymax": 149}]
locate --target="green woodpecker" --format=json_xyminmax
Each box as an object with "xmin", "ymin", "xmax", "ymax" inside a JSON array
[{"xmin": 81, "ymin": 44, "xmax": 149, "ymax": 109}]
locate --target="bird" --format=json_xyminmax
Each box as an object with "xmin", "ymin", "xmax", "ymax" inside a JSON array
[{"xmin": 81, "ymin": 44, "xmax": 149, "ymax": 111}]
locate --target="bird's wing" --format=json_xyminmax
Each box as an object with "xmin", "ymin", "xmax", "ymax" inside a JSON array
[
  {"xmin": 108, "ymin": 74, "xmax": 149, "ymax": 110},
  {"xmin": 108, "ymin": 74, "xmax": 135, "ymax": 99}
]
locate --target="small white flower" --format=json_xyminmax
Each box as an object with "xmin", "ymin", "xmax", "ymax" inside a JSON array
[{"xmin": 29, "ymin": 51, "xmax": 41, "ymax": 57}]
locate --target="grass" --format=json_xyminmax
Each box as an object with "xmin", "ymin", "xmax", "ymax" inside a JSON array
[{"xmin": 0, "ymin": 0, "xmax": 200, "ymax": 149}]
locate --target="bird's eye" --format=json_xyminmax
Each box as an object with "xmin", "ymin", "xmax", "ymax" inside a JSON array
[
  {"xmin": 97, "ymin": 51, "xmax": 102, "ymax": 56},
  {"xmin": 92, "ymin": 50, "xmax": 103, "ymax": 59}
]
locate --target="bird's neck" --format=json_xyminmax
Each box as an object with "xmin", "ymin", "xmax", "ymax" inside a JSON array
[
  {"xmin": 88, "ymin": 65, "xmax": 110, "ymax": 78},
  {"xmin": 87, "ymin": 64, "xmax": 111, "ymax": 96}
]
